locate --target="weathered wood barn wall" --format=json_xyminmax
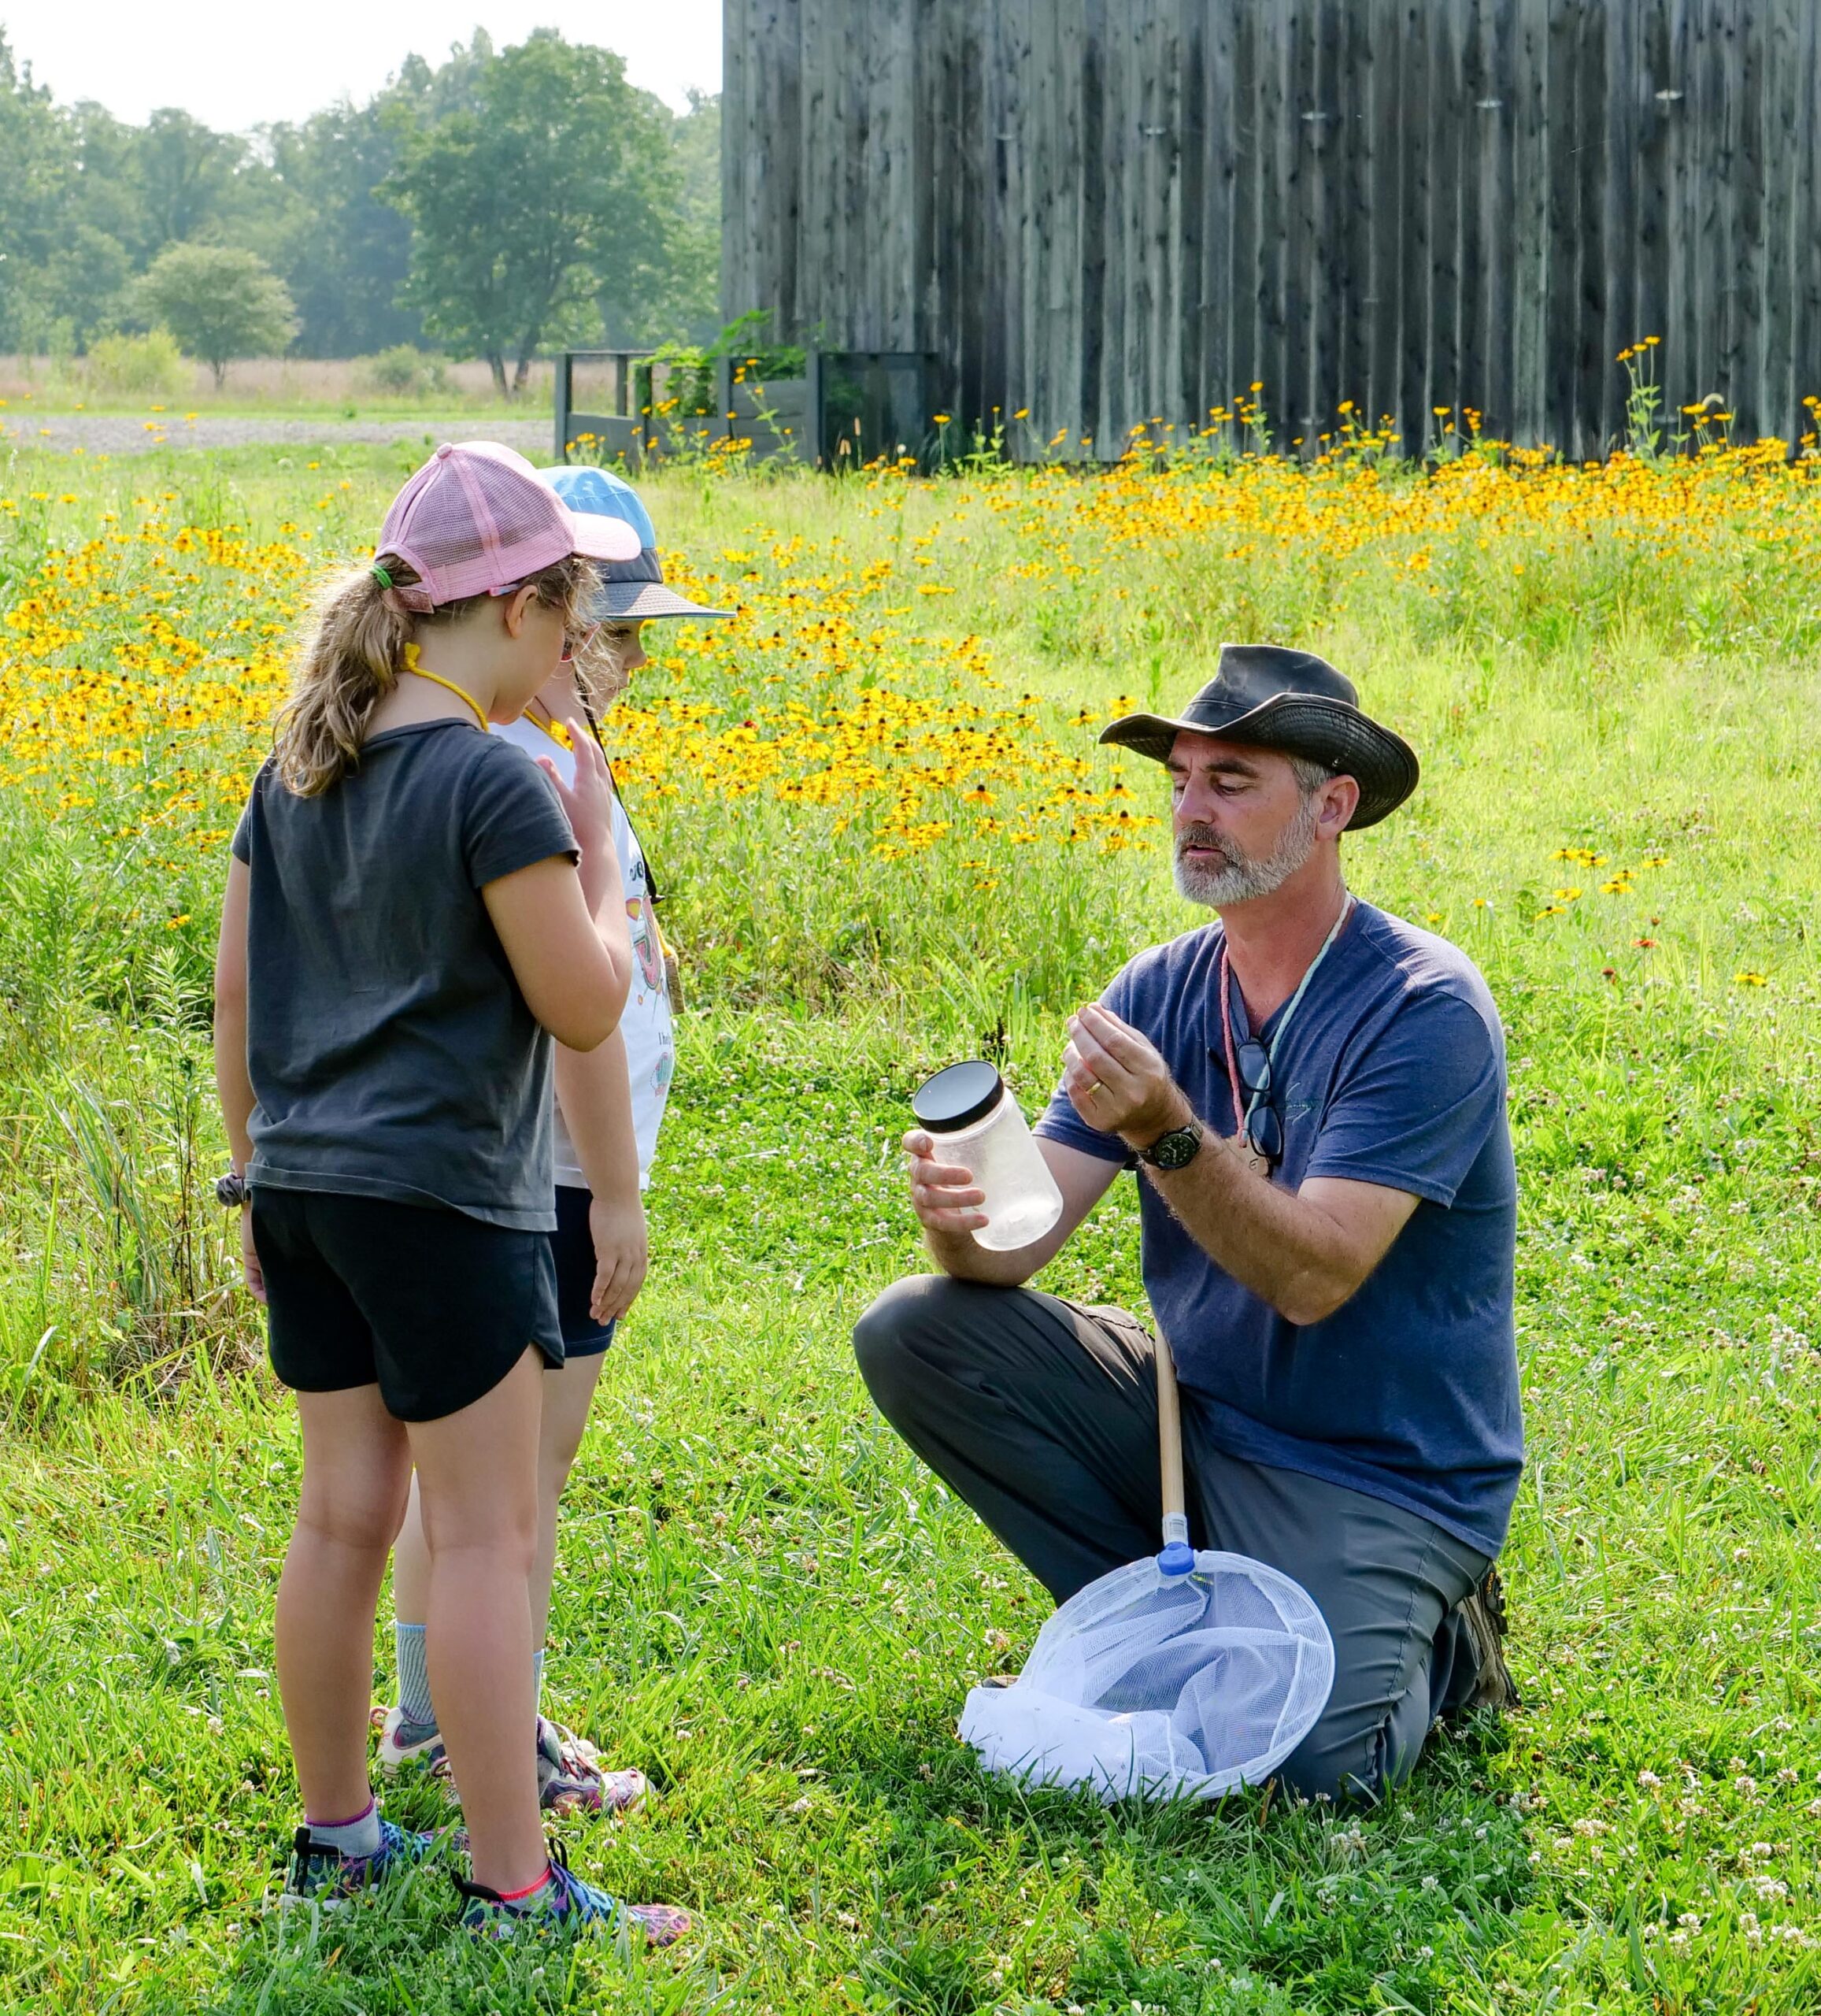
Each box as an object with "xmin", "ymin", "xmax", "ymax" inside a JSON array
[{"xmin": 722, "ymin": 0, "xmax": 1821, "ymax": 459}]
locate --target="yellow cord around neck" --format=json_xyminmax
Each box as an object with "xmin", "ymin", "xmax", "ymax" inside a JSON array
[
  {"xmin": 523, "ymin": 699, "xmax": 576, "ymax": 750},
  {"xmin": 400, "ymin": 648, "xmax": 489, "ymax": 735}
]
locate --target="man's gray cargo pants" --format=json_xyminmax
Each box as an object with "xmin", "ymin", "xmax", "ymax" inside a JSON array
[{"xmin": 854, "ymin": 1273, "xmax": 1492, "ymax": 1802}]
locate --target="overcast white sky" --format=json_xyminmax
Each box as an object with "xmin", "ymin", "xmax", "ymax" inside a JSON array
[{"xmin": 2, "ymin": 0, "xmax": 723, "ymax": 127}]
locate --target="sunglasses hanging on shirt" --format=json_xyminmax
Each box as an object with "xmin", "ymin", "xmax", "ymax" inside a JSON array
[{"xmin": 1233, "ymin": 1038, "xmax": 1284, "ymax": 1166}]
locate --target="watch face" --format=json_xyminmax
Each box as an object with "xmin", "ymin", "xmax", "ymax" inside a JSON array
[{"xmin": 1149, "ymin": 1125, "xmax": 1201, "ymax": 1170}]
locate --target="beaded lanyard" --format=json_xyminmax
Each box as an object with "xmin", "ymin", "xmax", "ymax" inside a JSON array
[{"xmin": 1217, "ymin": 895, "xmax": 1356, "ymax": 1152}]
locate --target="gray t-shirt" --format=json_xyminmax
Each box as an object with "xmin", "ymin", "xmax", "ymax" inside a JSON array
[
  {"xmin": 231, "ymin": 720, "xmax": 579, "ymax": 1229},
  {"xmin": 1036, "ymin": 902, "xmax": 1522, "ymax": 1555}
]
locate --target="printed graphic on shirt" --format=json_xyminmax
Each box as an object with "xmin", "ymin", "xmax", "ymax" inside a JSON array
[{"xmin": 627, "ymin": 890, "xmax": 664, "ymax": 992}]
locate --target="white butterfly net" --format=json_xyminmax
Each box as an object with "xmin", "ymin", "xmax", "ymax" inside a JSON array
[{"xmin": 959, "ymin": 1550, "xmax": 1334, "ymax": 1803}]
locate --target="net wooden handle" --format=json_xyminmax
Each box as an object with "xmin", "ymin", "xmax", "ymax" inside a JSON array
[{"xmin": 1156, "ymin": 1334, "xmax": 1188, "ymax": 1526}]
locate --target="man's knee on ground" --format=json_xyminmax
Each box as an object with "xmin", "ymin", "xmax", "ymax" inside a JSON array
[{"xmin": 1276, "ymin": 1701, "xmax": 1427, "ymax": 1806}]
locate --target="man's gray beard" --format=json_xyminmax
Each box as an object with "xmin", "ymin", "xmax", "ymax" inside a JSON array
[{"xmin": 1172, "ymin": 795, "xmax": 1320, "ymax": 907}]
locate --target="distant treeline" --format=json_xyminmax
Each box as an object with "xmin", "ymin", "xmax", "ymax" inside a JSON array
[{"xmin": 0, "ymin": 28, "xmax": 719, "ymax": 387}]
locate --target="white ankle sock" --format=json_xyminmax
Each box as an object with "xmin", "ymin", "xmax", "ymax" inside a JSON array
[{"xmin": 306, "ymin": 1797, "xmax": 382, "ymax": 1858}]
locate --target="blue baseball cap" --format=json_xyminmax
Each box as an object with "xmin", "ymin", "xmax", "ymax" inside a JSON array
[{"xmin": 538, "ymin": 465, "xmax": 731, "ymax": 622}]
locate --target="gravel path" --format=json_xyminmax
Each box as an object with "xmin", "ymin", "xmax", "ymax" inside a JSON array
[{"xmin": 0, "ymin": 413, "xmax": 556, "ymax": 458}]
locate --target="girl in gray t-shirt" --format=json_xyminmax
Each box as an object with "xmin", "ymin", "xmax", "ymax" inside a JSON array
[{"xmin": 215, "ymin": 443, "xmax": 686, "ymax": 1940}]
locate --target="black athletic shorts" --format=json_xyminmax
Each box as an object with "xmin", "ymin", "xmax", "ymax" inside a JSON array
[
  {"xmin": 550, "ymin": 1184, "xmax": 618, "ymax": 1359},
  {"xmin": 251, "ymin": 1188, "xmax": 564, "ymax": 1422}
]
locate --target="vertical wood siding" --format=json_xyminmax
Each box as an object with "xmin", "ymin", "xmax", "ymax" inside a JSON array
[{"xmin": 724, "ymin": 0, "xmax": 1821, "ymax": 458}]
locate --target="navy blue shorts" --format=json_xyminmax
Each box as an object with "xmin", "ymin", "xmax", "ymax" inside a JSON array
[
  {"xmin": 550, "ymin": 1184, "xmax": 618, "ymax": 1358},
  {"xmin": 252, "ymin": 1188, "xmax": 563, "ymax": 1423}
]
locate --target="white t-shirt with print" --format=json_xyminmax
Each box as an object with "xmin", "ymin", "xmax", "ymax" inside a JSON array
[{"xmin": 491, "ymin": 716, "xmax": 675, "ymax": 1189}]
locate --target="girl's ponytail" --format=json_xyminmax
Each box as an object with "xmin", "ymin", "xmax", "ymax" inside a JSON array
[
  {"xmin": 273, "ymin": 550, "xmax": 596, "ymax": 797},
  {"xmin": 273, "ymin": 556, "xmax": 417, "ymax": 797}
]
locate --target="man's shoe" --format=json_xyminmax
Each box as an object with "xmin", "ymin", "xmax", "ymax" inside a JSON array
[
  {"xmin": 454, "ymin": 1841, "xmax": 689, "ymax": 1944},
  {"xmin": 282, "ymin": 1818, "xmax": 438, "ymax": 1907},
  {"xmin": 1455, "ymin": 1564, "xmax": 1522, "ymax": 1713}
]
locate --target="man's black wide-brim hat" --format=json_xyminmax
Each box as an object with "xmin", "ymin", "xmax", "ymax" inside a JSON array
[{"xmin": 1098, "ymin": 643, "xmax": 1419, "ymax": 830}]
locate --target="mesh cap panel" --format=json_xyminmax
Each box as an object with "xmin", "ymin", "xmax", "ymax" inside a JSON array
[{"xmin": 377, "ymin": 442, "xmax": 638, "ymax": 610}]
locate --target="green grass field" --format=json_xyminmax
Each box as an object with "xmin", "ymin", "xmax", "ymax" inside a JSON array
[
  {"xmin": 1, "ymin": 434, "xmax": 1819, "ymax": 2013},
  {"xmin": 0, "ymin": 354, "xmax": 555, "ymax": 420}
]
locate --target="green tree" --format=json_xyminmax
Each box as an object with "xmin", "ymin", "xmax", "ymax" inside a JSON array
[
  {"xmin": 635, "ymin": 88, "xmax": 720, "ymax": 344},
  {"xmin": 61, "ymin": 101, "xmax": 144, "ymax": 252},
  {"xmin": 385, "ymin": 30, "xmax": 675, "ymax": 397},
  {"xmin": 389, "ymin": 29, "xmax": 495, "ymax": 122},
  {"xmin": 133, "ymin": 108, "xmax": 250, "ymax": 253},
  {"xmin": 267, "ymin": 99, "xmax": 420, "ymax": 357},
  {"xmin": 136, "ymin": 243, "xmax": 298, "ymax": 386},
  {"xmin": 0, "ymin": 33, "xmax": 76, "ymax": 351},
  {"xmin": 261, "ymin": 32, "xmax": 500, "ymax": 358},
  {"xmin": 0, "ymin": 28, "xmax": 720, "ymax": 369},
  {"xmin": 42, "ymin": 223, "xmax": 131, "ymax": 350}
]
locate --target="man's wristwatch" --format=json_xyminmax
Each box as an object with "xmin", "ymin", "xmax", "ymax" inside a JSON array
[
  {"xmin": 216, "ymin": 1170, "xmax": 249, "ymax": 1208},
  {"xmin": 1136, "ymin": 1117, "xmax": 1205, "ymax": 1171}
]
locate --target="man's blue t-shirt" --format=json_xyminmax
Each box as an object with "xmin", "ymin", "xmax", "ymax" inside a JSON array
[{"xmin": 1035, "ymin": 902, "xmax": 1522, "ymax": 1556}]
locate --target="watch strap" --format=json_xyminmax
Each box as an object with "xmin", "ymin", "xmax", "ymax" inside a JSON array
[{"xmin": 1138, "ymin": 1118, "xmax": 1205, "ymax": 1169}]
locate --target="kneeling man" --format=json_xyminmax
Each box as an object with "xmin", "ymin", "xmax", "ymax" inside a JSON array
[{"xmin": 855, "ymin": 645, "xmax": 1522, "ymax": 1802}]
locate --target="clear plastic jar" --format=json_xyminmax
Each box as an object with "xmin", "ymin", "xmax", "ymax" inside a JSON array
[{"xmin": 912, "ymin": 1060, "xmax": 1064, "ymax": 1251}]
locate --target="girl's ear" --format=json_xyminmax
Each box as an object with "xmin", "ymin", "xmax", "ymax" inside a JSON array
[{"xmin": 502, "ymin": 585, "xmax": 539, "ymax": 639}]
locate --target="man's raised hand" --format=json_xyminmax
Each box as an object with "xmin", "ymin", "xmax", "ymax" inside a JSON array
[
  {"xmin": 903, "ymin": 1128, "xmax": 989, "ymax": 1236},
  {"xmin": 1064, "ymin": 1001, "xmax": 1192, "ymax": 1144}
]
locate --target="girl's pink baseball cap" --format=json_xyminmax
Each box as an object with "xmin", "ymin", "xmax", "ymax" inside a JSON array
[{"xmin": 376, "ymin": 440, "xmax": 641, "ymax": 613}]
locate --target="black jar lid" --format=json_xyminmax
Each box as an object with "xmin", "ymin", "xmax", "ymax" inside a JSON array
[{"xmin": 911, "ymin": 1059, "xmax": 1004, "ymax": 1132}]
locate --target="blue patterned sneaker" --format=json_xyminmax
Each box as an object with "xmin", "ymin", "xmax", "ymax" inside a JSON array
[
  {"xmin": 454, "ymin": 1841, "xmax": 689, "ymax": 1944},
  {"xmin": 283, "ymin": 1818, "xmax": 439, "ymax": 1907}
]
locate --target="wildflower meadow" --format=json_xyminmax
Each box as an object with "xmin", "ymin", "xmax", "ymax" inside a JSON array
[{"xmin": 2, "ymin": 416, "xmax": 1820, "ymax": 2013}]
